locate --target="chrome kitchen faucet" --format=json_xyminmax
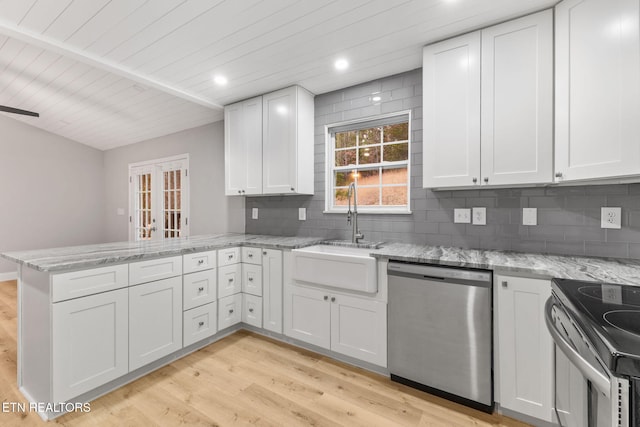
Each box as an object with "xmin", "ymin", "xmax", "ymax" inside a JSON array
[{"xmin": 347, "ymin": 182, "xmax": 364, "ymax": 244}]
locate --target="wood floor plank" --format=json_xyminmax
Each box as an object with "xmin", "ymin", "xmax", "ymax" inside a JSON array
[{"xmin": 0, "ymin": 280, "xmax": 532, "ymax": 427}]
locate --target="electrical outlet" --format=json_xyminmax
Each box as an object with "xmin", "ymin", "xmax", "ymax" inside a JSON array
[
  {"xmin": 298, "ymin": 208, "xmax": 306, "ymax": 221},
  {"xmin": 252, "ymin": 208, "xmax": 259, "ymax": 220},
  {"xmin": 454, "ymin": 208, "xmax": 471, "ymax": 224},
  {"xmin": 601, "ymin": 207, "xmax": 621, "ymax": 229},
  {"xmin": 522, "ymin": 208, "xmax": 537, "ymax": 226},
  {"xmin": 472, "ymin": 207, "xmax": 486, "ymax": 225},
  {"xmin": 117, "ymin": 208, "xmax": 125, "ymax": 216}
]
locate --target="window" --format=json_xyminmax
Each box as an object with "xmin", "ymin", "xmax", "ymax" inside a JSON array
[
  {"xmin": 128, "ymin": 155, "xmax": 190, "ymax": 241},
  {"xmin": 326, "ymin": 113, "xmax": 411, "ymax": 213}
]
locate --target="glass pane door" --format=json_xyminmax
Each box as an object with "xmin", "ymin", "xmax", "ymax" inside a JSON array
[
  {"xmin": 162, "ymin": 167, "xmax": 184, "ymax": 238},
  {"xmin": 132, "ymin": 166, "xmax": 157, "ymax": 241}
]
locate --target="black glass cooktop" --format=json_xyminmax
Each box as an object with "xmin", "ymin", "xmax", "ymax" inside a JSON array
[{"xmin": 552, "ymin": 278, "xmax": 640, "ymax": 377}]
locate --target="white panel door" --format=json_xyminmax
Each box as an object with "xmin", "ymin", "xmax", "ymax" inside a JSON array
[
  {"xmin": 218, "ymin": 293, "xmax": 242, "ymax": 330},
  {"xmin": 423, "ymin": 32, "xmax": 481, "ymax": 188},
  {"xmin": 263, "ymin": 249, "xmax": 283, "ymax": 334},
  {"xmin": 52, "ymin": 288, "xmax": 128, "ymax": 402},
  {"xmin": 263, "ymin": 87, "xmax": 297, "ymax": 194},
  {"xmin": 496, "ymin": 275, "xmax": 553, "ymax": 422},
  {"xmin": 284, "ymin": 283, "xmax": 331, "ymax": 349},
  {"xmin": 555, "ymin": 0, "xmax": 640, "ymax": 181},
  {"xmin": 242, "ymin": 263, "xmax": 262, "ymax": 297},
  {"xmin": 242, "ymin": 294, "xmax": 263, "ymax": 328},
  {"xmin": 481, "ymin": 10, "xmax": 553, "ymax": 186},
  {"xmin": 330, "ymin": 293, "xmax": 387, "ymax": 367},
  {"xmin": 217, "ymin": 264, "xmax": 242, "ymax": 299},
  {"xmin": 129, "ymin": 276, "xmax": 182, "ymax": 371}
]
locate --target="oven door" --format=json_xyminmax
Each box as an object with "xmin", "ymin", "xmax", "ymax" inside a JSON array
[{"xmin": 545, "ymin": 297, "xmax": 630, "ymax": 427}]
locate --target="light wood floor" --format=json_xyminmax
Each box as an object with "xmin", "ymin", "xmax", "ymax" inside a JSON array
[{"xmin": 0, "ymin": 280, "xmax": 531, "ymax": 427}]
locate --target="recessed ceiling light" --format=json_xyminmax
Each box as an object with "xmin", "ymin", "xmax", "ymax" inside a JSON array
[
  {"xmin": 213, "ymin": 75, "xmax": 228, "ymax": 86},
  {"xmin": 334, "ymin": 58, "xmax": 349, "ymax": 71}
]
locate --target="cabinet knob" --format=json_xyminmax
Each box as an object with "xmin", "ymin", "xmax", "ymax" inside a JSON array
[
  {"xmin": 198, "ymin": 321, "xmax": 204, "ymax": 327},
  {"xmin": 249, "ymin": 308, "xmax": 254, "ymax": 313},
  {"xmin": 472, "ymin": 177, "xmax": 477, "ymax": 184},
  {"xmin": 324, "ymin": 295, "xmax": 328, "ymax": 301},
  {"xmin": 197, "ymin": 259, "xmax": 204, "ymax": 265},
  {"xmin": 198, "ymin": 287, "xmax": 204, "ymax": 292},
  {"xmin": 263, "ymin": 251, "xmax": 267, "ymax": 256},
  {"xmin": 237, "ymin": 190, "xmax": 241, "ymax": 194},
  {"xmin": 290, "ymin": 187, "xmax": 295, "ymax": 191},
  {"xmin": 502, "ymin": 281, "xmax": 508, "ymax": 288},
  {"xmin": 229, "ymin": 278, "xmax": 234, "ymax": 282},
  {"xmin": 483, "ymin": 177, "xmax": 489, "ymax": 183},
  {"xmin": 229, "ymin": 309, "xmax": 234, "ymax": 314},
  {"xmin": 248, "ymin": 253, "xmax": 253, "ymax": 258},
  {"xmin": 228, "ymin": 254, "xmax": 233, "ymax": 260},
  {"xmin": 242, "ymin": 190, "xmax": 246, "ymax": 194},
  {"xmin": 331, "ymin": 297, "xmax": 336, "ymax": 302},
  {"xmin": 555, "ymin": 172, "xmax": 563, "ymax": 178},
  {"xmin": 248, "ymin": 277, "xmax": 253, "ymax": 282}
]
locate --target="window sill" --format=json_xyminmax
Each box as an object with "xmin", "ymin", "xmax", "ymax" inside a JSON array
[{"xmin": 323, "ymin": 209, "xmax": 412, "ymax": 215}]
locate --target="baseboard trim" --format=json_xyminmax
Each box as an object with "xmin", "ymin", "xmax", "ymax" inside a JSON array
[{"xmin": 0, "ymin": 271, "xmax": 17, "ymax": 282}]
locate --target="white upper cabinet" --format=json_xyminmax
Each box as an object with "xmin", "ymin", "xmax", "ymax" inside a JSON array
[
  {"xmin": 224, "ymin": 96, "xmax": 263, "ymax": 196},
  {"xmin": 262, "ymin": 86, "xmax": 314, "ymax": 195},
  {"xmin": 423, "ymin": 32, "xmax": 481, "ymax": 188},
  {"xmin": 481, "ymin": 10, "xmax": 553, "ymax": 186},
  {"xmin": 555, "ymin": 0, "xmax": 640, "ymax": 182},
  {"xmin": 423, "ymin": 11, "xmax": 553, "ymax": 188}
]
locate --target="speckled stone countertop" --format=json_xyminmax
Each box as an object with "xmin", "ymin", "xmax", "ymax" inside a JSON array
[
  {"xmin": 0, "ymin": 233, "xmax": 325, "ymax": 272},
  {"xmin": 373, "ymin": 243, "xmax": 640, "ymax": 286}
]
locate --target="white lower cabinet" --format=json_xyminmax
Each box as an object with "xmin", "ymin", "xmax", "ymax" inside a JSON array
[
  {"xmin": 242, "ymin": 294, "xmax": 262, "ymax": 328},
  {"xmin": 218, "ymin": 264, "xmax": 242, "ymax": 298},
  {"xmin": 183, "ymin": 269, "xmax": 216, "ymax": 310},
  {"xmin": 496, "ymin": 274, "xmax": 553, "ymax": 422},
  {"xmin": 284, "ymin": 283, "xmax": 387, "ymax": 366},
  {"xmin": 263, "ymin": 249, "xmax": 283, "ymax": 333},
  {"xmin": 129, "ymin": 276, "xmax": 183, "ymax": 371},
  {"xmin": 242, "ymin": 263, "xmax": 262, "ymax": 296},
  {"xmin": 218, "ymin": 293, "xmax": 243, "ymax": 330},
  {"xmin": 183, "ymin": 303, "xmax": 217, "ymax": 347},
  {"xmin": 52, "ymin": 288, "xmax": 129, "ymax": 402}
]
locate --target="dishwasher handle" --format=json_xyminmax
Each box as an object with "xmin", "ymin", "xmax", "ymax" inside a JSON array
[{"xmin": 388, "ymin": 262, "xmax": 491, "ymax": 286}]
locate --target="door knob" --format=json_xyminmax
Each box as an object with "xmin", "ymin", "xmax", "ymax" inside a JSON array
[{"xmin": 502, "ymin": 281, "xmax": 508, "ymax": 288}]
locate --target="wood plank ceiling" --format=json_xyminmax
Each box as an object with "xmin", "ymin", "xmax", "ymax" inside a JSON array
[{"xmin": 0, "ymin": 0, "xmax": 558, "ymax": 150}]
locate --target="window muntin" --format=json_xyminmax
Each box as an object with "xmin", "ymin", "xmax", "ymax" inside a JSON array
[{"xmin": 328, "ymin": 115, "xmax": 410, "ymax": 213}]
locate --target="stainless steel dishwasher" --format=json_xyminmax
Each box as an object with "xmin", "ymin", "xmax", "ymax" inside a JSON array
[{"xmin": 388, "ymin": 261, "xmax": 493, "ymax": 412}]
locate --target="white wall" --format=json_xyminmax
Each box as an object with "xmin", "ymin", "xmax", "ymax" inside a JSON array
[
  {"xmin": 103, "ymin": 121, "xmax": 244, "ymax": 241},
  {"xmin": 0, "ymin": 115, "xmax": 105, "ymax": 275}
]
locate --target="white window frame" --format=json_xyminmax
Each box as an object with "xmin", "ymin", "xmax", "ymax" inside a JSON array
[
  {"xmin": 128, "ymin": 154, "xmax": 190, "ymax": 241},
  {"xmin": 324, "ymin": 111, "xmax": 411, "ymax": 214}
]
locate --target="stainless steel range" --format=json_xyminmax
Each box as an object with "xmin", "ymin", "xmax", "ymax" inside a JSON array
[{"xmin": 546, "ymin": 278, "xmax": 640, "ymax": 427}]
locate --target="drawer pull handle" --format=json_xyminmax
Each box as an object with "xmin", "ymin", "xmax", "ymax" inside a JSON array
[
  {"xmin": 197, "ymin": 259, "xmax": 204, "ymax": 265},
  {"xmin": 248, "ymin": 277, "xmax": 253, "ymax": 282},
  {"xmin": 324, "ymin": 296, "xmax": 328, "ymax": 301},
  {"xmin": 228, "ymin": 254, "xmax": 233, "ymax": 260},
  {"xmin": 248, "ymin": 253, "xmax": 253, "ymax": 258},
  {"xmin": 263, "ymin": 251, "xmax": 267, "ymax": 255},
  {"xmin": 229, "ymin": 309, "xmax": 234, "ymax": 314},
  {"xmin": 502, "ymin": 281, "xmax": 508, "ymax": 288},
  {"xmin": 249, "ymin": 308, "xmax": 254, "ymax": 313},
  {"xmin": 331, "ymin": 297, "xmax": 336, "ymax": 302},
  {"xmin": 198, "ymin": 287, "xmax": 204, "ymax": 292},
  {"xmin": 229, "ymin": 278, "xmax": 234, "ymax": 283},
  {"xmin": 198, "ymin": 321, "xmax": 204, "ymax": 327}
]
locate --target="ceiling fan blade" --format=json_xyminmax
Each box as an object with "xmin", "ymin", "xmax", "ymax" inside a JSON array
[{"xmin": 0, "ymin": 105, "xmax": 39, "ymax": 117}]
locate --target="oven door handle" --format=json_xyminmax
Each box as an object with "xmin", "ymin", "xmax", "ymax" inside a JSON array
[{"xmin": 544, "ymin": 298, "xmax": 611, "ymax": 398}]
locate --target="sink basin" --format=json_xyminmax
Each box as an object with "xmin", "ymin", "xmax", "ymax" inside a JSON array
[{"xmin": 292, "ymin": 244, "xmax": 378, "ymax": 293}]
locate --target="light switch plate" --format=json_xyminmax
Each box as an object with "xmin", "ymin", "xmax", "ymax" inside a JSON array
[
  {"xmin": 472, "ymin": 207, "xmax": 486, "ymax": 225},
  {"xmin": 252, "ymin": 208, "xmax": 259, "ymax": 220},
  {"xmin": 454, "ymin": 209, "xmax": 471, "ymax": 224},
  {"xmin": 601, "ymin": 207, "xmax": 621, "ymax": 229},
  {"xmin": 522, "ymin": 208, "xmax": 537, "ymax": 226},
  {"xmin": 298, "ymin": 208, "xmax": 306, "ymax": 221}
]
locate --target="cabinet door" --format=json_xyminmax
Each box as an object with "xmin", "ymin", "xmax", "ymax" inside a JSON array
[
  {"xmin": 183, "ymin": 302, "xmax": 217, "ymax": 347},
  {"xmin": 129, "ymin": 256, "xmax": 182, "ymax": 286},
  {"xmin": 242, "ymin": 294, "xmax": 263, "ymax": 328},
  {"xmin": 224, "ymin": 97, "xmax": 263, "ymax": 195},
  {"xmin": 263, "ymin": 249, "xmax": 283, "ymax": 333},
  {"xmin": 263, "ymin": 87, "xmax": 298, "ymax": 194},
  {"xmin": 183, "ymin": 269, "xmax": 216, "ymax": 311},
  {"xmin": 218, "ymin": 293, "xmax": 243, "ymax": 330},
  {"xmin": 129, "ymin": 276, "xmax": 182, "ymax": 371},
  {"xmin": 423, "ymin": 32, "xmax": 481, "ymax": 188},
  {"xmin": 330, "ymin": 293, "xmax": 387, "ymax": 367},
  {"xmin": 496, "ymin": 275, "xmax": 553, "ymax": 422},
  {"xmin": 481, "ymin": 10, "xmax": 553, "ymax": 186},
  {"xmin": 284, "ymin": 283, "xmax": 331, "ymax": 349},
  {"xmin": 242, "ymin": 263, "xmax": 262, "ymax": 296},
  {"xmin": 555, "ymin": 0, "xmax": 640, "ymax": 181},
  {"xmin": 183, "ymin": 250, "xmax": 216, "ymax": 274},
  {"xmin": 218, "ymin": 264, "xmax": 242, "ymax": 298},
  {"xmin": 52, "ymin": 288, "xmax": 128, "ymax": 402}
]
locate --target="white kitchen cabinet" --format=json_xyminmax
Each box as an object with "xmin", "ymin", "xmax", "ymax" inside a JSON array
[
  {"xmin": 496, "ymin": 274, "xmax": 553, "ymax": 422},
  {"xmin": 129, "ymin": 256, "xmax": 182, "ymax": 286},
  {"xmin": 52, "ymin": 288, "xmax": 129, "ymax": 402},
  {"xmin": 183, "ymin": 302, "xmax": 217, "ymax": 347},
  {"xmin": 218, "ymin": 263, "xmax": 242, "ymax": 299},
  {"xmin": 183, "ymin": 250, "xmax": 216, "ymax": 274},
  {"xmin": 51, "ymin": 264, "xmax": 128, "ymax": 303},
  {"xmin": 242, "ymin": 294, "xmax": 262, "ymax": 328},
  {"xmin": 242, "ymin": 247, "xmax": 261, "ymax": 265},
  {"xmin": 183, "ymin": 268, "xmax": 216, "ymax": 311},
  {"xmin": 262, "ymin": 86, "xmax": 314, "ymax": 195},
  {"xmin": 555, "ymin": 0, "xmax": 640, "ymax": 182},
  {"xmin": 480, "ymin": 10, "xmax": 553, "ymax": 186},
  {"xmin": 263, "ymin": 249, "xmax": 283, "ymax": 334},
  {"xmin": 218, "ymin": 293, "xmax": 243, "ymax": 330},
  {"xmin": 129, "ymin": 276, "xmax": 183, "ymax": 371},
  {"xmin": 224, "ymin": 96, "xmax": 263, "ymax": 195},
  {"xmin": 284, "ymin": 283, "xmax": 331, "ymax": 348},
  {"xmin": 330, "ymin": 293, "xmax": 387, "ymax": 366},
  {"xmin": 423, "ymin": 11, "xmax": 553, "ymax": 188},
  {"xmin": 242, "ymin": 263, "xmax": 262, "ymax": 296},
  {"xmin": 218, "ymin": 247, "xmax": 240, "ymax": 267}
]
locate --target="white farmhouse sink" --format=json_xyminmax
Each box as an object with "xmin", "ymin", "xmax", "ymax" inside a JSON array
[{"xmin": 291, "ymin": 244, "xmax": 378, "ymax": 293}]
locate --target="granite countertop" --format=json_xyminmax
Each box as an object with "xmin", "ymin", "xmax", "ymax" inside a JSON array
[
  {"xmin": 0, "ymin": 233, "xmax": 325, "ymax": 272},
  {"xmin": 374, "ymin": 243, "xmax": 640, "ymax": 286}
]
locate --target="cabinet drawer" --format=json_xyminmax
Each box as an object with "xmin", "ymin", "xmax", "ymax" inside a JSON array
[
  {"xmin": 243, "ymin": 294, "xmax": 262, "ymax": 328},
  {"xmin": 217, "ymin": 247, "xmax": 240, "ymax": 267},
  {"xmin": 183, "ymin": 269, "xmax": 217, "ymax": 310},
  {"xmin": 242, "ymin": 263, "xmax": 262, "ymax": 296},
  {"xmin": 183, "ymin": 303, "xmax": 217, "ymax": 347},
  {"xmin": 218, "ymin": 294, "xmax": 242, "ymax": 330},
  {"xmin": 218, "ymin": 264, "xmax": 242, "ymax": 299},
  {"xmin": 183, "ymin": 250, "xmax": 216, "ymax": 274},
  {"xmin": 242, "ymin": 247, "xmax": 262, "ymax": 265},
  {"xmin": 52, "ymin": 264, "xmax": 128, "ymax": 302},
  {"xmin": 129, "ymin": 256, "xmax": 182, "ymax": 286}
]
